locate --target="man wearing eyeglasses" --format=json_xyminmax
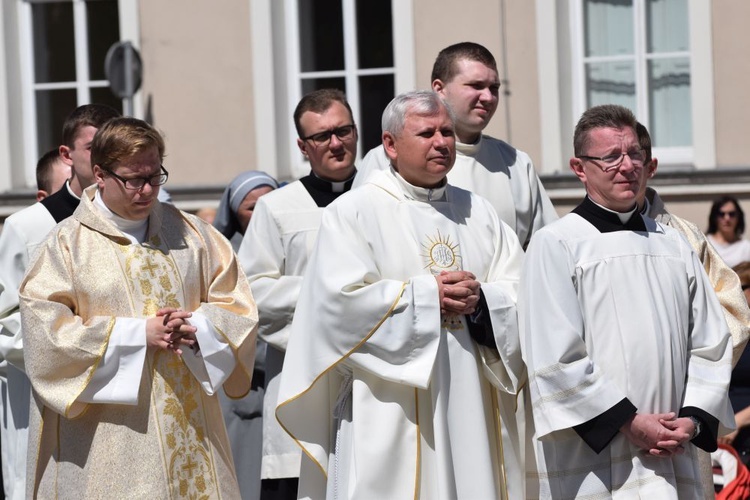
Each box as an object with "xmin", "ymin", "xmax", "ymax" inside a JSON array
[
  {"xmin": 237, "ymin": 88, "xmax": 358, "ymax": 500},
  {"xmin": 354, "ymin": 41, "xmax": 557, "ymax": 249},
  {"xmin": 519, "ymin": 104, "xmax": 735, "ymax": 498},
  {"xmin": 18, "ymin": 117, "xmax": 259, "ymax": 498}
]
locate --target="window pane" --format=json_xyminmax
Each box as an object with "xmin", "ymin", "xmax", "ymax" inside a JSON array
[
  {"xmin": 298, "ymin": 0, "xmax": 344, "ymax": 72},
  {"xmin": 300, "ymin": 77, "xmax": 346, "ymax": 97},
  {"xmin": 87, "ymin": 0, "xmax": 121, "ymax": 81},
  {"xmin": 586, "ymin": 61, "xmax": 636, "ymax": 109},
  {"xmin": 90, "ymin": 87, "xmax": 124, "ymax": 115},
  {"xmin": 583, "ymin": 0, "xmax": 634, "ymax": 57},
  {"xmin": 648, "ymin": 58, "xmax": 691, "ymax": 147},
  {"xmin": 33, "ymin": 3, "xmax": 76, "ymax": 83},
  {"xmin": 356, "ymin": 1, "xmax": 393, "ymax": 69},
  {"xmin": 646, "ymin": 0, "xmax": 689, "ymax": 53},
  {"xmin": 35, "ymin": 89, "xmax": 77, "ymax": 157},
  {"xmin": 359, "ymin": 74, "xmax": 394, "ymax": 153}
]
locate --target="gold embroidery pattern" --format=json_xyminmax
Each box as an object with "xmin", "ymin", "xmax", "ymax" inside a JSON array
[{"xmin": 119, "ymin": 243, "xmax": 218, "ymax": 498}]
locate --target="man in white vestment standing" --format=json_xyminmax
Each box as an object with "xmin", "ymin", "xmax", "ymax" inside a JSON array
[
  {"xmin": 520, "ymin": 104, "xmax": 735, "ymax": 498},
  {"xmin": 0, "ymin": 104, "xmax": 120, "ymax": 500},
  {"xmin": 237, "ymin": 88, "xmax": 358, "ymax": 499},
  {"xmin": 276, "ymin": 91, "xmax": 526, "ymax": 499},
  {"xmin": 353, "ymin": 41, "xmax": 557, "ymax": 248},
  {"xmin": 19, "ymin": 117, "xmax": 258, "ymax": 498}
]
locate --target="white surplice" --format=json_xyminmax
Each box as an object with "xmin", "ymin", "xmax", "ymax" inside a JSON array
[
  {"xmin": 353, "ymin": 136, "xmax": 558, "ymax": 247},
  {"xmin": 520, "ymin": 212, "xmax": 735, "ymax": 499},
  {"xmin": 237, "ymin": 180, "xmax": 321, "ymax": 480},
  {"xmin": 0, "ymin": 201, "xmax": 59, "ymax": 500},
  {"xmin": 277, "ymin": 168, "xmax": 526, "ymax": 500}
]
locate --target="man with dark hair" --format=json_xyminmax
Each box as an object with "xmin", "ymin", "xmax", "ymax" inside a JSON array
[
  {"xmin": 34, "ymin": 150, "xmax": 71, "ymax": 201},
  {"xmin": 237, "ymin": 88, "xmax": 358, "ymax": 499},
  {"xmin": 277, "ymin": 90, "xmax": 525, "ymax": 499},
  {"xmin": 355, "ymin": 41, "xmax": 557, "ymax": 248},
  {"xmin": 0, "ymin": 103, "xmax": 120, "ymax": 500},
  {"xmin": 520, "ymin": 104, "xmax": 735, "ymax": 497},
  {"xmin": 19, "ymin": 117, "xmax": 258, "ymax": 498}
]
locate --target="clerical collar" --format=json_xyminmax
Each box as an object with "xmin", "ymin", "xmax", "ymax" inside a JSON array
[
  {"xmin": 455, "ymin": 135, "xmax": 483, "ymax": 157},
  {"xmin": 639, "ymin": 197, "xmax": 651, "ymax": 216},
  {"xmin": 572, "ymin": 196, "xmax": 646, "ymax": 233},
  {"xmin": 299, "ymin": 169, "xmax": 356, "ymax": 208},
  {"xmin": 390, "ymin": 167, "xmax": 447, "ymax": 202},
  {"xmin": 40, "ymin": 180, "xmax": 81, "ymax": 223},
  {"xmin": 93, "ymin": 190, "xmax": 149, "ymax": 243}
]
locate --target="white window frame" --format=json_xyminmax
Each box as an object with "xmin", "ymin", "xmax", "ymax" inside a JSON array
[
  {"xmin": 281, "ymin": 0, "xmax": 414, "ymax": 179},
  {"xmin": 16, "ymin": 0, "xmax": 140, "ymax": 188},
  {"xmin": 568, "ymin": 0, "xmax": 715, "ymax": 168}
]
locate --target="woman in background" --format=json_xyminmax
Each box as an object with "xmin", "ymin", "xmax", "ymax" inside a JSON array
[{"xmin": 707, "ymin": 196, "xmax": 750, "ymax": 267}]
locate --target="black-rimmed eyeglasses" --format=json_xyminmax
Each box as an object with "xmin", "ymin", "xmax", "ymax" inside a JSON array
[
  {"xmin": 104, "ymin": 166, "xmax": 169, "ymax": 190},
  {"xmin": 301, "ymin": 124, "xmax": 356, "ymax": 146},
  {"xmin": 577, "ymin": 150, "xmax": 646, "ymax": 173}
]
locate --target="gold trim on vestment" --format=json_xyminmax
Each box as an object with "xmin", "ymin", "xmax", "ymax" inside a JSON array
[
  {"xmin": 275, "ymin": 282, "xmax": 408, "ymax": 478},
  {"xmin": 491, "ymin": 388, "xmax": 509, "ymax": 500}
]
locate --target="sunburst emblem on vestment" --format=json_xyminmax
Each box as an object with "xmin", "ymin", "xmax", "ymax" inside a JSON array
[{"xmin": 421, "ymin": 230, "xmax": 461, "ymax": 274}]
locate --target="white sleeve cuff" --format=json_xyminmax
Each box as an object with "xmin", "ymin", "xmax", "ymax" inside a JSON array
[
  {"xmin": 180, "ymin": 312, "xmax": 236, "ymax": 395},
  {"xmin": 77, "ymin": 317, "xmax": 147, "ymax": 405}
]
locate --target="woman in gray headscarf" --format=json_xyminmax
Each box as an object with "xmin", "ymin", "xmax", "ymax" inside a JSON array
[
  {"xmin": 214, "ymin": 171, "xmax": 279, "ymax": 250},
  {"xmin": 213, "ymin": 170, "xmax": 278, "ymax": 500}
]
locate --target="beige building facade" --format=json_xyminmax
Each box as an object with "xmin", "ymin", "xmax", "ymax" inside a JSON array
[{"xmin": 1, "ymin": 0, "xmax": 749, "ymax": 230}]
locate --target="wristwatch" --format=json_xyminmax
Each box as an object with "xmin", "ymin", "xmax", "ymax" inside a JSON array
[{"xmin": 688, "ymin": 416, "xmax": 702, "ymax": 439}]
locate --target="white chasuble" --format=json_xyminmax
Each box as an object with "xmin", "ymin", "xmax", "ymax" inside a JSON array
[
  {"xmin": 19, "ymin": 187, "xmax": 258, "ymax": 499},
  {"xmin": 277, "ymin": 169, "xmax": 526, "ymax": 500},
  {"xmin": 520, "ymin": 213, "xmax": 735, "ymax": 499},
  {"xmin": 354, "ymin": 137, "xmax": 558, "ymax": 247}
]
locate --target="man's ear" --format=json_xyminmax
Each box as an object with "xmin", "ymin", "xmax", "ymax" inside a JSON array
[
  {"xmin": 36, "ymin": 190, "xmax": 49, "ymax": 202},
  {"xmin": 92, "ymin": 165, "xmax": 106, "ymax": 189},
  {"xmin": 383, "ymin": 132, "xmax": 397, "ymax": 164},
  {"xmin": 570, "ymin": 157, "xmax": 587, "ymax": 183},
  {"xmin": 432, "ymin": 79, "xmax": 445, "ymax": 95},
  {"xmin": 647, "ymin": 158, "xmax": 658, "ymax": 179},
  {"xmin": 59, "ymin": 145, "xmax": 73, "ymax": 166},
  {"xmin": 296, "ymin": 138, "xmax": 308, "ymax": 158}
]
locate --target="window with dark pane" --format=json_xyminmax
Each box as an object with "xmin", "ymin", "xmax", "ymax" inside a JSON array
[
  {"xmin": 35, "ymin": 89, "xmax": 77, "ymax": 156},
  {"xmin": 90, "ymin": 87, "xmax": 124, "ymax": 114},
  {"xmin": 300, "ymin": 77, "xmax": 346, "ymax": 98},
  {"xmin": 356, "ymin": 1, "xmax": 393, "ymax": 69},
  {"xmin": 87, "ymin": 0, "xmax": 120, "ymax": 81},
  {"xmin": 298, "ymin": 0, "xmax": 344, "ymax": 72},
  {"xmin": 32, "ymin": 3, "xmax": 76, "ymax": 83},
  {"xmin": 359, "ymin": 75, "xmax": 394, "ymax": 152}
]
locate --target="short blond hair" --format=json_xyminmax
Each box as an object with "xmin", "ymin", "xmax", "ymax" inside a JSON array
[{"xmin": 91, "ymin": 117, "xmax": 165, "ymax": 169}]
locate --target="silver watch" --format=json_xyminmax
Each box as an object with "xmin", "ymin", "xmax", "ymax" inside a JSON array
[{"xmin": 688, "ymin": 416, "xmax": 701, "ymax": 439}]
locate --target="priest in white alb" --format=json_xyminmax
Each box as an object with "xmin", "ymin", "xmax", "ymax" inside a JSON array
[
  {"xmin": 19, "ymin": 117, "xmax": 258, "ymax": 498},
  {"xmin": 276, "ymin": 91, "xmax": 526, "ymax": 499},
  {"xmin": 520, "ymin": 104, "xmax": 735, "ymax": 498}
]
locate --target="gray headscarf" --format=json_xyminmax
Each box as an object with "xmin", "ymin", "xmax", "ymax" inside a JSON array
[{"xmin": 213, "ymin": 171, "xmax": 279, "ymax": 238}]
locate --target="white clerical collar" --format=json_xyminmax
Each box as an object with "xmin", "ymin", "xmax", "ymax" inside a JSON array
[
  {"xmin": 455, "ymin": 135, "xmax": 483, "ymax": 156},
  {"xmin": 311, "ymin": 171, "xmax": 349, "ymax": 193},
  {"xmin": 589, "ymin": 197, "xmax": 637, "ymax": 224},
  {"xmin": 390, "ymin": 167, "xmax": 447, "ymax": 202},
  {"xmin": 64, "ymin": 180, "xmax": 81, "ymax": 200},
  {"xmin": 93, "ymin": 190, "xmax": 149, "ymax": 243}
]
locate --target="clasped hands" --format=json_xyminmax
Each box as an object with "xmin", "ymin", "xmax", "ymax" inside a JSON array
[
  {"xmin": 146, "ymin": 307, "xmax": 198, "ymax": 356},
  {"xmin": 620, "ymin": 412, "xmax": 697, "ymax": 457},
  {"xmin": 435, "ymin": 270, "xmax": 481, "ymax": 316}
]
